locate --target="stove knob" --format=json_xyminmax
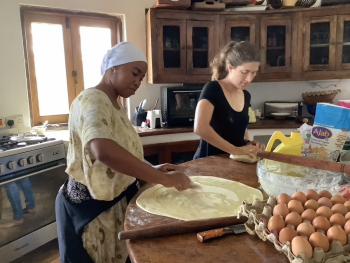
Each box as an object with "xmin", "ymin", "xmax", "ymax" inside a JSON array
[
  {"xmin": 0, "ymin": 164, "xmax": 5, "ymax": 174},
  {"xmin": 18, "ymin": 158, "xmax": 27, "ymax": 167},
  {"xmin": 27, "ymin": 156, "xmax": 35, "ymax": 164},
  {"xmin": 7, "ymin": 161, "xmax": 16, "ymax": 170},
  {"xmin": 36, "ymin": 153, "xmax": 44, "ymax": 163}
]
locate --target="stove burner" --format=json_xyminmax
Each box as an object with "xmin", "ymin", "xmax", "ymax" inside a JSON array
[{"xmin": 0, "ymin": 135, "xmax": 52, "ymax": 151}]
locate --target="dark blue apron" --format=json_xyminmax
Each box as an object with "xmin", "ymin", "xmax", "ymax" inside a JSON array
[{"xmin": 55, "ymin": 180, "xmax": 138, "ymax": 263}]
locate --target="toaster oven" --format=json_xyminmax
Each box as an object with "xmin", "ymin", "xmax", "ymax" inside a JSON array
[{"xmin": 264, "ymin": 101, "xmax": 302, "ymax": 119}]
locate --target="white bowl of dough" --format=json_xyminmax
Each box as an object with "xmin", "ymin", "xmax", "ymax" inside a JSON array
[{"xmin": 257, "ymin": 159, "xmax": 343, "ymax": 197}]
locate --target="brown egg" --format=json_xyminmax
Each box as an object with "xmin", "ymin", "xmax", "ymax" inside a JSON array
[
  {"xmin": 279, "ymin": 226, "xmax": 297, "ymax": 244},
  {"xmin": 313, "ymin": 216, "xmax": 331, "ymax": 231},
  {"xmin": 319, "ymin": 190, "xmax": 332, "ymax": 199},
  {"xmin": 316, "ymin": 206, "xmax": 332, "ymax": 219},
  {"xmin": 305, "ymin": 189, "xmax": 319, "ymax": 201},
  {"xmin": 344, "ymin": 220, "xmax": 350, "ymax": 234},
  {"xmin": 327, "ymin": 225, "xmax": 347, "ymax": 245},
  {"xmin": 318, "ymin": 197, "xmax": 333, "ymax": 208},
  {"xmin": 309, "ymin": 232, "xmax": 330, "ymax": 252},
  {"xmin": 291, "ymin": 236, "xmax": 313, "ymax": 259},
  {"xmin": 285, "ymin": 211, "xmax": 302, "ymax": 227},
  {"xmin": 292, "ymin": 192, "xmax": 307, "ymax": 205},
  {"xmin": 345, "ymin": 212, "xmax": 350, "ymax": 221},
  {"xmin": 304, "ymin": 199, "xmax": 319, "ymax": 210},
  {"xmin": 344, "ymin": 200, "xmax": 350, "ymax": 211},
  {"xmin": 331, "ymin": 194, "xmax": 346, "ymax": 205},
  {"xmin": 297, "ymin": 221, "xmax": 315, "ymax": 237},
  {"xmin": 301, "ymin": 209, "xmax": 316, "ymax": 222},
  {"xmin": 268, "ymin": 215, "xmax": 285, "ymax": 234},
  {"xmin": 329, "ymin": 213, "xmax": 346, "ymax": 227},
  {"xmin": 331, "ymin": 203, "xmax": 348, "ymax": 215},
  {"xmin": 288, "ymin": 199, "xmax": 304, "ymax": 214},
  {"xmin": 273, "ymin": 203, "xmax": 289, "ymax": 218},
  {"xmin": 277, "ymin": 193, "xmax": 291, "ymax": 205}
]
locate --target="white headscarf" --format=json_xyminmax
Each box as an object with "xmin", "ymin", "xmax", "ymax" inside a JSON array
[{"xmin": 100, "ymin": 42, "xmax": 147, "ymax": 75}]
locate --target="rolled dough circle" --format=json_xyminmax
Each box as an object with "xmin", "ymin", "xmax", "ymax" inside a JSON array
[{"xmin": 136, "ymin": 176, "xmax": 263, "ymax": 221}]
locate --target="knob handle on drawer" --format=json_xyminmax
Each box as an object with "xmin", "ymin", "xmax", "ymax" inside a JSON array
[
  {"xmin": 7, "ymin": 161, "xmax": 16, "ymax": 170},
  {"xmin": 27, "ymin": 156, "xmax": 35, "ymax": 164},
  {"xmin": 36, "ymin": 153, "xmax": 44, "ymax": 162},
  {"xmin": 18, "ymin": 158, "xmax": 27, "ymax": 167}
]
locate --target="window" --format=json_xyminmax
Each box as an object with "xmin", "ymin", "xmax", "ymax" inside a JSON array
[{"xmin": 22, "ymin": 7, "xmax": 122, "ymax": 125}]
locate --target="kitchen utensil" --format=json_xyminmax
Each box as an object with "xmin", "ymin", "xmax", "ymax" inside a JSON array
[
  {"xmin": 118, "ymin": 216, "xmax": 247, "ymax": 240},
  {"xmin": 196, "ymin": 223, "xmax": 246, "ymax": 242},
  {"xmin": 151, "ymin": 98, "xmax": 159, "ymax": 110},
  {"xmin": 257, "ymin": 151, "xmax": 350, "ymax": 176},
  {"xmin": 265, "ymin": 131, "xmax": 304, "ymax": 156}
]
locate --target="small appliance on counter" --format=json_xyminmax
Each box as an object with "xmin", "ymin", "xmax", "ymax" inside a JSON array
[
  {"xmin": 263, "ymin": 101, "xmax": 301, "ymax": 120},
  {"xmin": 161, "ymin": 85, "xmax": 202, "ymax": 127}
]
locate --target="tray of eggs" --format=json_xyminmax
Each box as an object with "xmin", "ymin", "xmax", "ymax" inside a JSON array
[{"xmin": 239, "ymin": 190, "xmax": 350, "ymax": 262}]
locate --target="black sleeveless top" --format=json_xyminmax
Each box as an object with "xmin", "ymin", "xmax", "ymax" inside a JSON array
[{"xmin": 193, "ymin": 81, "xmax": 251, "ymax": 159}]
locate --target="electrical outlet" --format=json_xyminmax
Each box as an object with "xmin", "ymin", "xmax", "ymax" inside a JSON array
[{"xmin": 5, "ymin": 114, "xmax": 24, "ymax": 130}]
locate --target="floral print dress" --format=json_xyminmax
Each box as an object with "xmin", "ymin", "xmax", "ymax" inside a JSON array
[{"xmin": 65, "ymin": 88, "xmax": 143, "ymax": 263}]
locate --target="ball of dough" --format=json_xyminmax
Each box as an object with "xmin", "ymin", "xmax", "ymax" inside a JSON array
[{"xmin": 229, "ymin": 154, "xmax": 258, "ymax": 163}]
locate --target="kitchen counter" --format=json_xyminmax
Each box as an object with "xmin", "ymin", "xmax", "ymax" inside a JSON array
[
  {"xmin": 43, "ymin": 118, "xmax": 301, "ymax": 146},
  {"xmin": 135, "ymin": 118, "xmax": 301, "ymax": 136},
  {"xmin": 124, "ymin": 155, "xmax": 288, "ymax": 263}
]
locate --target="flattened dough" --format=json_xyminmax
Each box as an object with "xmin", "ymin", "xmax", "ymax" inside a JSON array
[
  {"xmin": 136, "ymin": 176, "xmax": 263, "ymax": 221},
  {"xmin": 230, "ymin": 154, "xmax": 258, "ymax": 163}
]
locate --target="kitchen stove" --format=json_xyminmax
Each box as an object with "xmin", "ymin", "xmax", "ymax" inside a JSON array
[{"xmin": 0, "ymin": 134, "xmax": 67, "ymax": 262}]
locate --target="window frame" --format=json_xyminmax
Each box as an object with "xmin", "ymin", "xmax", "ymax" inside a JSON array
[{"xmin": 21, "ymin": 7, "xmax": 123, "ymax": 125}]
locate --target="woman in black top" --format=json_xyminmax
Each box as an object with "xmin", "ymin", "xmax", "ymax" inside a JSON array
[{"xmin": 193, "ymin": 41, "xmax": 264, "ymax": 159}]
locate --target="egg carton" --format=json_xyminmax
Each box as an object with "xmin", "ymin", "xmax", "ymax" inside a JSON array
[{"xmin": 238, "ymin": 197, "xmax": 350, "ymax": 263}]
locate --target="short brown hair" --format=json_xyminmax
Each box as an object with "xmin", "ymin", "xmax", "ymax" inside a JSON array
[{"xmin": 211, "ymin": 41, "xmax": 259, "ymax": 80}]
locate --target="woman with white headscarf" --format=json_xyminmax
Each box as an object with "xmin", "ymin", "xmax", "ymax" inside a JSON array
[{"xmin": 55, "ymin": 42, "xmax": 193, "ymax": 263}]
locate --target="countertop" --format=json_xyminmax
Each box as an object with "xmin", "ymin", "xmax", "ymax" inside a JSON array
[
  {"xmin": 43, "ymin": 118, "xmax": 300, "ymax": 146},
  {"xmin": 124, "ymin": 155, "xmax": 288, "ymax": 263},
  {"xmin": 135, "ymin": 118, "xmax": 301, "ymax": 137}
]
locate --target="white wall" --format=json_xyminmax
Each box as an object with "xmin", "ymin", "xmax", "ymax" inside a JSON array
[{"xmin": 1, "ymin": 0, "xmax": 350, "ymax": 131}]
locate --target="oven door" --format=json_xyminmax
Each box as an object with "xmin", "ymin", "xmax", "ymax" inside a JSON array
[{"xmin": 0, "ymin": 159, "xmax": 67, "ymax": 260}]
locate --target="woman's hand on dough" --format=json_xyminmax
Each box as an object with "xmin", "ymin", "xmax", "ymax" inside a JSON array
[
  {"xmin": 153, "ymin": 163, "xmax": 184, "ymax": 172},
  {"xmin": 161, "ymin": 171, "xmax": 193, "ymax": 191}
]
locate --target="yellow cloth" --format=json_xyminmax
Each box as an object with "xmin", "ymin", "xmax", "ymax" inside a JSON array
[{"xmin": 65, "ymin": 88, "xmax": 143, "ymax": 200}]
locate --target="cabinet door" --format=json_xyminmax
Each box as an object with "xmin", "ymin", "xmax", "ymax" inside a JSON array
[
  {"xmin": 156, "ymin": 19, "xmax": 186, "ymax": 75},
  {"xmin": 260, "ymin": 17, "xmax": 292, "ymax": 74},
  {"xmin": 303, "ymin": 16, "xmax": 337, "ymax": 71},
  {"xmin": 222, "ymin": 17, "xmax": 257, "ymax": 47},
  {"xmin": 337, "ymin": 15, "xmax": 350, "ymax": 70},
  {"xmin": 186, "ymin": 20, "xmax": 216, "ymax": 75}
]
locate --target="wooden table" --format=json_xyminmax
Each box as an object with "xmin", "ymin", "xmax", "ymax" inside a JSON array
[{"xmin": 124, "ymin": 156, "xmax": 288, "ymax": 263}]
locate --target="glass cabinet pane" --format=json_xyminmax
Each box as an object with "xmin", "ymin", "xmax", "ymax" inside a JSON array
[
  {"xmin": 310, "ymin": 22, "xmax": 330, "ymax": 65},
  {"xmin": 230, "ymin": 27, "xmax": 250, "ymax": 42},
  {"xmin": 163, "ymin": 26, "xmax": 181, "ymax": 68},
  {"xmin": 342, "ymin": 21, "xmax": 350, "ymax": 64},
  {"xmin": 266, "ymin": 26, "xmax": 286, "ymax": 67},
  {"xmin": 192, "ymin": 27, "xmax": 208, "ymax": 68}
]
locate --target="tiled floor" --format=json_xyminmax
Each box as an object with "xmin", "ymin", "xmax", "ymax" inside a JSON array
[{"xmin": 13, "ymin": 239, "xmax": 60, "ymax": 263}]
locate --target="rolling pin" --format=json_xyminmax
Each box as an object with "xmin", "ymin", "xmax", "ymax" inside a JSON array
[
  {"xmin": 118, "ymin": 216, "xmax": 246, "ymax": 240},
  {"xmin": 196, "ymin": 223, "xmax": 246, "ymax": 243},
  {"xmin": 257, "ymin": 151, "xmax": 350, "ymax": 176}
]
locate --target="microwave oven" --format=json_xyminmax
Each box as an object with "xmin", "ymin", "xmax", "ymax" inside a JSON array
[{"xmin": 161, "ymin": 85, "xmax": 203, "ymax": 127}]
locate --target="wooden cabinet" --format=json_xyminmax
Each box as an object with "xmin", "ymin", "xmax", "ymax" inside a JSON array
[
  {"xmin": 220, "ymin": 15, "xmax": 257, "ymax": 46},
  {"xmin": 143, "ymin": 140, "xmax": 199, "ymax": 165},
  {"xmin": 301, "ymin": 6, "xmax": 350, "ymax": 80},
  {"xmin": 146, "ymin": 9, "xmax": 218, "ymax": 83},
  {"xmin": 147, "ymin": 5, "xmax": 350, "ymax": 83}
]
